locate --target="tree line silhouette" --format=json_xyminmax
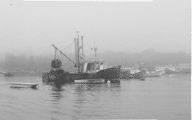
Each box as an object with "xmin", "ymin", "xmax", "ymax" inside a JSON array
[{"xmin": 0, "ymin": 49, "xmax": 190, "ymax": 76}]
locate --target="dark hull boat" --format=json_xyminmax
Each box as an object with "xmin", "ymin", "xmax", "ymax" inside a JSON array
[
  {"xmin": 0, "ymin": 71, "xmax": 13, "ymax": 77},
  {"xmin": 95, "ymin": 66, "xmax": 121, "ymax": 79},
  {"xmin": 42, "ymin": 32, "xmax": 121, "ymax": 84},
  {"xmin": 129, "ymin": 71, "xmax": 144, "ymax": 79},
  {"xmin": 42, "ymin": 66, "xmax": 121, "ymax": 84},
  {"xmin": 4, "ymin": 73, "xmax": 13, "ymax": 77},
  {"xmin": 120, "ymin": 70, "xmax": 144, "ymax": 80},
  {"xmin": 120, "ymin": 71, "xmax": 130, "ymax": 79}
]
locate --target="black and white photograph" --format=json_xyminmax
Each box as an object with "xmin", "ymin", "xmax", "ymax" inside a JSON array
[{"xmin": 0, "ymin": 0, "xmax": 191, "ymax": 120}]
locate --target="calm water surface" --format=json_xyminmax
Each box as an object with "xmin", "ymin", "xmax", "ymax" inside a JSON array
[{"xmin": 0, "ymin": 74, "xmax": 190, "ymax": 120}]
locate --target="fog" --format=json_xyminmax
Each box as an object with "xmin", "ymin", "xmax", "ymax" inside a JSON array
[
  {"xmin": 0, "ymin": 0, "xmax": 190, "ymax": 56},
  {"xmin": 0, "ymin": 0, "xmax": 190, "ymax": 75}
]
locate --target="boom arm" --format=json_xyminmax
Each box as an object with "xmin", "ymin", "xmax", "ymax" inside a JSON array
[{"xmin": 52, "ymin": 44, "xmax": 75, "ymax": 65}]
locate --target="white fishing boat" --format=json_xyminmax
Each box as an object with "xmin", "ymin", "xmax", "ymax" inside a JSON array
[{"xmin": 143, "ymin": 70, "xmax": 162, "ymax": 77}]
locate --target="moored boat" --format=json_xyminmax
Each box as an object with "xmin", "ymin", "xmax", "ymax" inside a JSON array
[
  {"xmin": 42, "ymin": 32, "xmax": 121, "ymax": 84},
  {"xmin": 143, "ymin": 70, "xmax": 162, "ymax": 77},
  {"xmin": 129, "ymin": 71, "xmax": 144, "ymax": 79},
  {"xmin": 120, "ymin": 68, "xmax": 144, "ymax": 80},
  {"xmin": 9, "ymin": 82, "xmax": 39, "ymax": 89},
  {"xmin": 42, "ymin": 60, "xmax": 121, "ymax": 84}
]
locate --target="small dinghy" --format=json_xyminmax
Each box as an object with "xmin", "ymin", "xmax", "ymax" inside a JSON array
[
  {"xmin": 74, "ymin": 79, "xmax": 105, "ymax": 84},
  {"xmin": 9, "ymin": 82, "xmax": 39, "ymax": 89}
]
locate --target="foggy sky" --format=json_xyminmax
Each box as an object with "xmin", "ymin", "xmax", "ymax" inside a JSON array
[{"xmin": 0, "ymin": 0, "xmax": 190, "ymax": 56}]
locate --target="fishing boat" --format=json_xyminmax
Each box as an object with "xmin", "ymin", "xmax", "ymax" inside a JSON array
[
  {"xmin": 143, "ymin": 70, "xmax": 162, "ymax": 77},
  {"xmin": 42, "ymin": 32, "xmax": 121, "ymax": 84}
]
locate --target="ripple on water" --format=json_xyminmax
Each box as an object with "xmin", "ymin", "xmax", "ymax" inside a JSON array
[{"xmin": 0, "ymin": 75, "xmax": 191, "ymax": 120}]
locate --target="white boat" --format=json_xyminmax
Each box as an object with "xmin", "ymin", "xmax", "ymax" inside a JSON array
[
  {"xmin": 9, "ymin": 82, "xmax": 39, "ymax": 89},
  {"xmin": 143, "ymin": 71, "xmax": 162, "ymax": 77},
  {"xmin": 74, "ymin": 79, "xmax": 105, "ymax": 84}
]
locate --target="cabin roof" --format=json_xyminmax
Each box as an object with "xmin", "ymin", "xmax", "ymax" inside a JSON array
[{"xmin": 85, "ymin": 60, "xmax": 106, "ymax": 64}]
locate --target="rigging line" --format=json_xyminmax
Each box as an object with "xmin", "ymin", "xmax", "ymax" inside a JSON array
[
  {"xmin": 57, "ymin": 39, "xmax": 72, "ymax": 46},
  {"xmin": 52, "ymin": 44, "xmax": 75, "ymax": 65},
  {"xmin": 61, "ymin": 41, "xmax": 74, "ymax": 52}
]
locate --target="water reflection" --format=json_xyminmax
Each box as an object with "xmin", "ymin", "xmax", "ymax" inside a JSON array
[
  {"xmin": 74, "ymin": 83, "xmax": 121, "ymax": 93},
  {"xmin": 0, "ymin": 75, "xmax": 190, "ymax": 120},
  {"xmin": 49, "ymin": 83, "xmax": 66, "ymax": 104},
  {"xmin": 51, "ymin": 87, "xmax": 63, "ymax": 102},
  {"xmin": 72, "ymin": 83, "xmax": 121, "ymax": 119},
  {"xmin": 48, "ymin": 84, "xmax": 65, "ymax": 120}
]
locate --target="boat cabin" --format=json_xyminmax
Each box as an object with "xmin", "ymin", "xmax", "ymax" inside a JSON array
[{"xmin": 81, "ymin": 60, "xmax": 108, "ymax": 73}]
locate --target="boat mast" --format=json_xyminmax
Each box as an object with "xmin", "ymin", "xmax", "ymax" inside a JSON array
[
  {"xmin": 91, "ymin": 39, "xmax": 98, "ymax": 61},
  {"xmin": 81, "ymin": 36, "xmax": 84, "ymax": 62},
  {"xmin": 94, "ymin": 40, "xmax": 96, "ymax": 61},
  {"xmin": 74, "ymin": 37, "xmax": 77, "ymax": 67},
  {"xmin": 77, "ymin": 31, "xmax": 80, "ymax": 73},
  {"xmin": 91, "ymin": 39, "xmax": 98, "ymax": 73},
  {"xmin": 74, "ymin": 31, "xmax": 85, "ymax": 73}
]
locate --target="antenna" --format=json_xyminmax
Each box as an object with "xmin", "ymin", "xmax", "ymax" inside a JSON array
[
  {"xmin": 81, "ymin": 36, "xmax": 84, "ymax": 62},
  {"xmin": 92, "ymin": 32, "xmax": 98, "ymax": 61}
]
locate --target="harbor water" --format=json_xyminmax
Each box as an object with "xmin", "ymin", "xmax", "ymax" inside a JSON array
[{"xmin": 0, "ymin": 74, "xmax": 190, "ymax": 120}]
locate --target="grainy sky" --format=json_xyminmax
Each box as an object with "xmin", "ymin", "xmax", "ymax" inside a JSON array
[{"xmin": 0, "ymin": 0, "xmax": 190, "ymax": 56}]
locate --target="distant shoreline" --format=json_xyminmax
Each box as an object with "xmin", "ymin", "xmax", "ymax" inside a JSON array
[
  {"xmin": 4, "ymin": 68, "xmax": 191, "ymax": 77},
  {"xmin": 5, "ymin": 71, "xmax": 47, "ymax": 77}
]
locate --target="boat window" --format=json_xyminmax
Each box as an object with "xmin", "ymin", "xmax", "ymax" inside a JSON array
[
  {"xmin": 90, "ymin": 63, "xmax": 95, "ymax": 71},
  {"xmin": 87, "ymin": 63, "xmax": 91, "ymax": 71},
  {"xmin": 95, "ymin": 63, "xmax": 100, "ymax": 70}
]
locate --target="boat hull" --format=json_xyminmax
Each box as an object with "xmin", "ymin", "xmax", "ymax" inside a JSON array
[
  {"xmin": 42, "ymin": 66, "xmax": 121, "ymax": 84},
  {"xmin": 9, "ymin": 82, "xmax": 39, "ymax": 89},
  {"xmin": 143, "ymin": 74, "xmax": 160, "ymax": 77},
  {"xmin": 129, "ymin": 71, "xmax": 144, "ymax": 79},
  {"xmin": 95, "ymin": 66, "xmax": 121, "ymax": 79},
  {"xmin": 74, "ymin": 79, "xmax": 105, "ymax": 84}
]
